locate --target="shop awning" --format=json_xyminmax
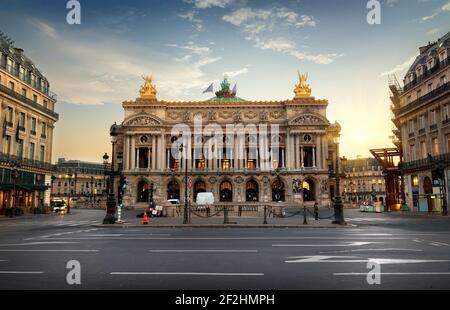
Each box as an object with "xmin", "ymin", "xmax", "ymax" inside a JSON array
[{"xmin": 0, "ymin": 183, "xmax": 49, "ymax": 192}]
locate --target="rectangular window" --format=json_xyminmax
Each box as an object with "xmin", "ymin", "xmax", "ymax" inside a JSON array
[
  {"xmin": 447, "ymin": 134, "xmax": 450, "ymax": 153},
  {"xmin": 33, "ymin": 94, "xmax": 38, "ymax": 103},
  {"xmin": 9, "ymin": 81, "xmax": 14, "ymax": 91},
  {"xmin": 420, "ymin": 141, "xmax": 427, "ymax": 159},
  {"xmin": 441, "ymin": 75, "xmax": 448, "ymax": 85},
  {"xmin": 428, "ymin": 83, "xmax": 433, "ymax": 93},
  {"xmin": 16, "ymin": 139, "xmax": 23, "ymax": 158},
  {"xmin": 430, "ymin": 110, "xmax": 437, "ymax": 126},
  {"xmin": 31, "ymin": 117, "xmax": 36, "ymax": 133},
  {"xmin": 19, "ymin": 112, "xmax": 25, "ymax": 129},
  {"xmin": 6, "ymin": 107, "xmax": 13, "ymax": 124},
  {"xmin": 444, "ymin": 105, "xmax": 450, "ymax": 122},
  {"xmin": 2, "ymin": 136, "xmax": 11, "ymax": 154},
  {"xmin": 432, "ymin": 138, "xmax": 439, "ymax": 156},
  {"xmin": 39, "ymin": 145, "xmax": 45, "ymax": 162},
  {"xmin": 409, "ymin": 120, "xmax": 415, "ymax": 133},
  {"xmin": 29, "ymin": 142, "xmax": 35, "ymax": 160},
  {"xmin": 22, "ymin": 88, "xmax": 27, "ymax": 97},
  {"xmin": 417, "ymin": 89, "xmax": 422, "ymax": 99},
  {"xmin": 43, "ymin": 100, "xmax": 48, "ymax": 109},
  {"xmin": 419, "ymin": 115, "xmax": 425, "ymax": 129},
  {"xmin": 410, "ymin": 144, "xmax": 415, "ymax": 161},
  {"xmin": 41, "ymin": 122, "xmax": 46, "ymax": 138}
]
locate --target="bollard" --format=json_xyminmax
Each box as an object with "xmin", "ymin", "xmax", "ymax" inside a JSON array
[
  {"xmin": 223, "ymin": 206, "xmax": 230, "ymax": 224},
  {"xmin": 303, "ymin": 205, "xmax": 308, "ymax": 225},
  {"xmin": 263, "ymin": 205, "xmax": 268, "ymax": 225}
]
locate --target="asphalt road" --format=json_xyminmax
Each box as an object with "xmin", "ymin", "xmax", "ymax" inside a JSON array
[{"xmin": 0, "ymin": 209, "xmax": 449, "ymax": 290}]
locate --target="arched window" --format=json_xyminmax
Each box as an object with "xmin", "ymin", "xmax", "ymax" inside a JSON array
[
  {"xmin": 303, "ymin": 179, "xmax": 316, "ymax": 202},
  {"xmin": 219, "ymin": 181, "xmax": 233, "ymax": 202},
  {"xmin": 246, "ymin": 180, "xmax": 259, "ymax": 202}
]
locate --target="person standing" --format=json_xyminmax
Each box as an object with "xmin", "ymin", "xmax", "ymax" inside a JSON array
[{"xmin": 314, "ymin": 203, "xmax": 319, "ymax": 221}]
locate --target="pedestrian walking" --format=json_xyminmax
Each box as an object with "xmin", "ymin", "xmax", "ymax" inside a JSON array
[{"xmin": 314, "ymin": 202, "xmax": 319, "ymax": 221}]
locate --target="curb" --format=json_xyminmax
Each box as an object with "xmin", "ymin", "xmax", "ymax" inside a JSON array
[{"xmin": 93, "ymin": 223, "xmax": 352, "ymax": 229}]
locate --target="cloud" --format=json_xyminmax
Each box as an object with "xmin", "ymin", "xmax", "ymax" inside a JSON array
[
  {"xmin": 222, "ymin": 7, "xmax": 340, "ymax": 65},
  {"xmin": 420, "ymin": 12, "xmax": 438, "ymax": 22},
  {"xmin": 27, "ymin": 18, "xmax": 57, "ymax": 38},
  {"xmin": 24, "ymin": 19, "xmax": 223, "ymax": 104},
  {"xmin": 178, "ymin": 10, "xmax": 203, "ymax": 31},
  {"xmin": 443, "ymin": 1, "xmax": 450, "ymax": 11},
  {"xmin": 379, "ymin": 55, "xmax": 418, "ymax": 77},
  {"xmin": 223, "ymin": 65, "xmax": 250, "ymax": 78},
  {"xmin": 184, "ymin": 0, "xmax": 235, "ymax": 9}
]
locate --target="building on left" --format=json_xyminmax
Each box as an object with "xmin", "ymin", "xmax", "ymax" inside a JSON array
[{"xmin": 0, "ymin": 33, "xmax": 59, "ymax": 215}]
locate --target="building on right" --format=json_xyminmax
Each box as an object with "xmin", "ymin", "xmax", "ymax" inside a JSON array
[{"xmin": 392, "ymin": 31, "xmax": 449, "ymax": 214}]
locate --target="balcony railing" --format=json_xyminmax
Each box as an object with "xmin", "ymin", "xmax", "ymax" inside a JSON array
[
  {"xmin": 418, "ymin": 128, "xmax": 426, "ymax": 135},
  {"xmin": 400, "ymin": 153, "xmax": 450, "ymax": 172},
  {"xmin": 430, "ymin": 124, "xmax": 438, "ymax": 131},
  {"xmin": 397, "ymin": 82, "xmax": 449, "ymax": 117},
  {"xmin": 0, "ymin": 83, "xmax": 59, "ymax": 120},
  {"xmin": 403, "ymin": 56, "xmax": 450, "ymax": 92},
  {"xmin": 0, "ymin": 152, "xmax": 56, "ymax": 172},
  {"xmin": 0, "ymin": 60, "xmax": 57, "ymax": 101}
]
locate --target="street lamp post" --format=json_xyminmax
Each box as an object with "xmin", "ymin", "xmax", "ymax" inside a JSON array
[
  {"xmin": 103, "ymin": 124, "xmax": 119, "ymax": 224},
  {"xmin": 90, "ymin": 176, "xmax": 94, "ymax": 204},
  {"xmin": 180, "ymin": 145, "xmax": 189, "ymax": 225},
  {"xmin": 149, "ymin": 182, "xmax": 155, "ymax": 209},
  {"xmin": 67, "ymin": 172, "xmax": 73, "ymax": 214},
  {"xmin": 331, "ymin": 139, "xmax": 346, "ymax": 225},
  {"xmin": 10, "ymin": 162, "xmax": 20, "ymax": 218}
]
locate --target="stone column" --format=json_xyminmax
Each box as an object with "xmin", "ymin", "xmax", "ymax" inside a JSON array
[
  {"xmin": 313, "ymin": 147, "xmax": 316, "ymax": 168},
  {"xmin": 148, "ymin": 147, "xmax": 151, "ymax": 171},
  {"xmin": 316, "ymin": 135, "xmax": 322, "ymax": 169},
  {"xmin": 152, "ymin": 136, "xmax": 157, "ymax": 170},
  {"xmin": 124, "ymin": 135, "xmax": 130, "ymax": 171},
  {"xmin": 301, "ymin": 145, "xmax": 304, "ymax": 168},
  {"xmin": 136, "ymin": 148, "xmax": 140, "ymax": 169},
  {"xmin": 131, "ymin": 137, "xmax": 136, "ymax": 170},
  {"xmin": 286, "ymin": 130, "xmax": 291, "ymax": 170},
  {"xmin": 294, "ymin": 135, "xmax": 299, "ymax": 170},
  {"xmin": 159, "ymin": 132, "xmax": 166, "ymax": 171}
]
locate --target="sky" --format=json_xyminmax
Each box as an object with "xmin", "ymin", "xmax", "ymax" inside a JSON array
[{"xmin": 0, "ymin": 0, "xmax": 449, "ymax": 163}]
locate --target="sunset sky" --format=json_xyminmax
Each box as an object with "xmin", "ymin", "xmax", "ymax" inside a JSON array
[{"xmin": 1, "ymin": 0, "xmax": 449, "ymax": 162}]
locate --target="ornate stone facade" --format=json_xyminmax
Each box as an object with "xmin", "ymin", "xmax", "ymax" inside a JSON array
[{"xmin": 113, "ymin": 74, "xmax": 341, "ymax": 210}]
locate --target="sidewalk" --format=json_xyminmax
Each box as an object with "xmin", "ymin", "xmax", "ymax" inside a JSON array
[
  {"xmin": 383, "ymin": 211, "xmax": 450, "ymax": 219},
  {"xmin": 97, "ymin": 210, "xmax": 349, "ymax": 228}
]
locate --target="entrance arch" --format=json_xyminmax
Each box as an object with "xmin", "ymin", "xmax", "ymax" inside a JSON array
[
  {"xmin": 246, "ymin": 180, "xmax": 259, "ymax": 202},
  {"xmin": 137, "ymin": 180, "xmax": 149, "ymax": 202},
  {"xmin": 303, "ymin": 179, "xmax": 316, "ymax": 202},
  {"xmin": 167, "ymin": 180, "xmax": 180, "ymax": 200},
  {"xmin": 272, "ymin": 179, "xmax": 286, "ymax": 202},
  {"xmin": 220, "ymin": 181, "xmax": 233, "ymax": 202},
  {"xmin": 194, "ymin": 180, "xmax": 207, "ymax": 202}
]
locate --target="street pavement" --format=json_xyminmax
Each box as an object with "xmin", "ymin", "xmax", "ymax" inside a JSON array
[{"xmin": 0, "ymin": 208, "xmax": 449, "ymax": 290}]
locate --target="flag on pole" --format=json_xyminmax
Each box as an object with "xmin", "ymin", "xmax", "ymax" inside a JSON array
[
  {"xmin": 231, "ymin": 83, "xmax": 237, "ymax": 96},
  {"xmin": 203, "ymin": 83, "xmax": 214, "ymax": 94}
]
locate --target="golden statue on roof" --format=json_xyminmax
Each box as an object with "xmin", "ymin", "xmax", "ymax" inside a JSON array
[
  {"xmin": 139, "ymin": 75, "xmax": 157, "ymax": 99},
  {"xmin": 294, "ymin": 71, "xmax": 312, "ymax": 97}
]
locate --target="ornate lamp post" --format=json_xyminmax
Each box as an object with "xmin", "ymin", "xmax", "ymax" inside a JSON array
[
  {"xmin": 331, "ymin": 137, "xmax": 346, "ymax": 225},
  {"xmin": 103, "ymin": 124, "xmax": 119, "ymax": 224},
  {"xmin": 179, "ymin": 145, "xmax": 189, "ymax": 224},
  {"xmin": 67, "ymin": 172, "xmax": 73, "ymax": 214},
  {"xmin": 103, "ymin": 153, "xmax": 109, "ymax": 197},
  {"xmin": 10, "ymin": 162, "xmax": 21, "ymax": 218}
]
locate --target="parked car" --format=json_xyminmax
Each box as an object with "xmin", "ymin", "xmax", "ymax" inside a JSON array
[{"xmin": 167, "ymin": 199, "xmax": 180, "ymax": 205}]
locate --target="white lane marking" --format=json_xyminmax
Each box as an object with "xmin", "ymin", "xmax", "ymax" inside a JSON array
[
  {"xmin": 0, "ymin": 271, "xmax": 44, "ymax": 274},
  {"xmin": 285, "ymin": 256, "xmax": 450, "ymax": 264},
  {"xmin": 320, "ymin": 248, "xmax": 424, "ymax": 254},
  {"xmin": 430, "ymin": 243, "xmax": 442, "ymax": 247},
  {"xmin": 335, "ymin": 272, "xmax": 450, "ymax": 276},
  {"xmin": 273, "ymin": 242, "xmax": 378, "ymax": 247},
  {"xmin": 84, "ymin": 234, "xmax": 171, "ymax": 237},
  {"xmin": 110, "ymin": 272, "xmax": 264, "ymax": 276},
  {"xmin": 345, "ymin": 234, "xmax": 392, "ymax": 236},
  {"xmin": 0, "ymin": 249, "xmax": 99, "ymax": 252},
  {"xmin": 0, "ymin": 242, "xmax": 78, "ymax": 247},
  {"xmin": 413, "ymin": 240, "xmax": 423, "ymax": 243},
  {"xmin": 149, "ymin": 250, "xmax": 258, "ymax": 253},
  {"xmin": 35, "ymin": 237, "xmax": 413, "ymax": 240}
]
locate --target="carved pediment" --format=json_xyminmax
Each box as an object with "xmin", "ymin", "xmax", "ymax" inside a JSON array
[
  {"xmin": 124, "ymin": 114, "xmax": 162, "ymax": 127},
  {"xmin": 289, "ymin": 114, "xmax": 329, "ymax": 126}
]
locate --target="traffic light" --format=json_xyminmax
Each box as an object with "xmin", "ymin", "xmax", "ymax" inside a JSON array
[{"xmin": 119, "ymin": 176, "xmax": 128, "ymax": 193}]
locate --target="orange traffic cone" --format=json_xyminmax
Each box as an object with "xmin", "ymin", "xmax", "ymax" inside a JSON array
[{"xmin": 142, "ymin": 210, "xmax": 149, "ymax": 225}]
